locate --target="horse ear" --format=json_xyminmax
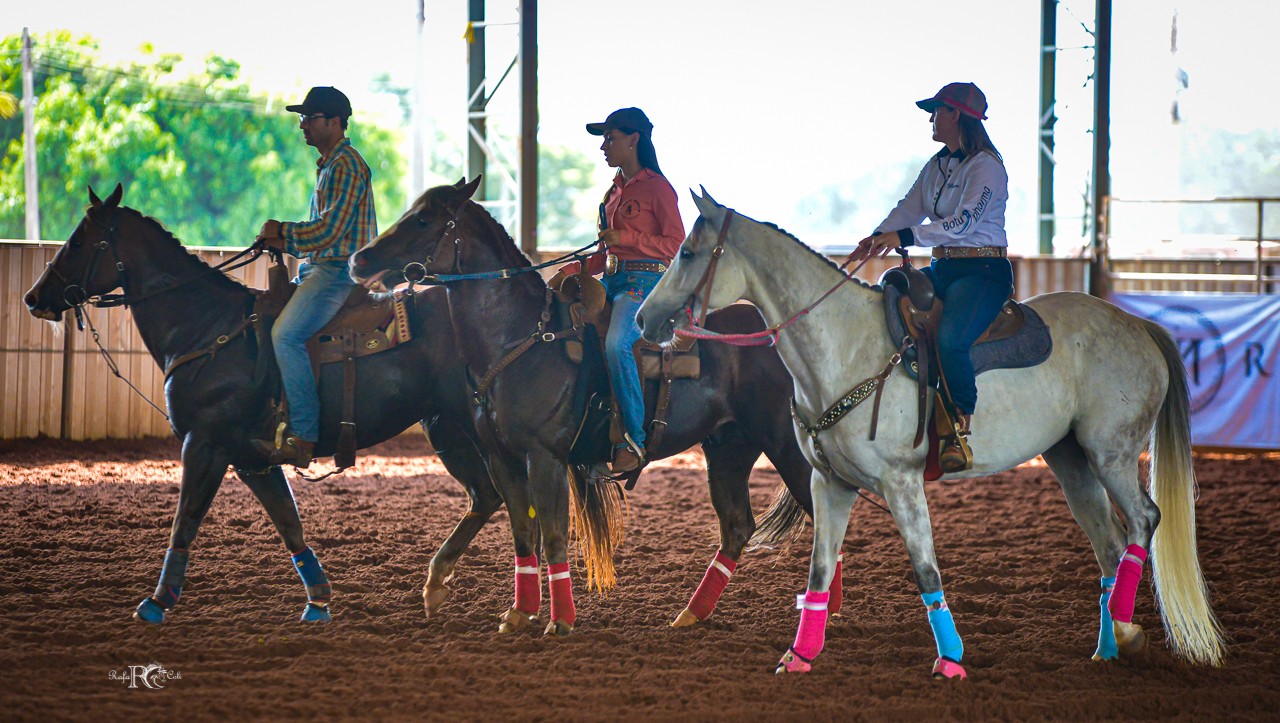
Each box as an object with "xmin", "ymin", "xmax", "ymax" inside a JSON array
[
  {"xmin": 692, "ymin": 189, "xmax": 721, "ymax": 218},
  {"xmin": 104, "ymin": 183, "xmax": 124, "ymax": 209},
  {"xmin": 88, "ymin": 185, "xmax": 102, "ymax": 207},
  {"xmin": 459, "ymin": 175, "xmax": 482, "ymax": 200},
  {"xmin": 454, "ymin": 177, "xmax": 467, "ymax": 187}
]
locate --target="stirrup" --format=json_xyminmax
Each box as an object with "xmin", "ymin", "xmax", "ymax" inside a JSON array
[{"xmin": 939, "ymin": 434, "xmax": 973, "ymax": 474}]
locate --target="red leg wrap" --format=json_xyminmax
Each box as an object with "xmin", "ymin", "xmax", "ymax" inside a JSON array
[
  {"xmin": 514, "ymin": 554, "xmax": 540, "ymax": 614},
  {"xmin": 686, "ymin": 550, "xmax": 738, "ymax": 620},
  {"xmin": 548, "ymin": 562, "xmax": 575, "ymax": 626},
  {"xmin": 829, "ymin": 553, "xmax": 844, "ymax": 615}
]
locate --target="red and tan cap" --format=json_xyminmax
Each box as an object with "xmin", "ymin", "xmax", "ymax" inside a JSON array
[{"xmin": 916, "ymin": 82, "xmax": 988, "ymax": 120}]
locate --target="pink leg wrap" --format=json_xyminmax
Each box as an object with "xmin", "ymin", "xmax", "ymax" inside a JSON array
[
  {"xmin": 686, "ymin": 550, "xmax": 738, "ymax": 620},
  {"xmin": 514, "ymin": 554, "xmax": 540, "ymax": 614},
  {"xmin": 1108, "ymin": 544, "xmax": 1148, "ymax": 624},
  {"xmin": 829, "ymin": 553, "xmax": 844, "ymax": 616},
  {"xmin": 548, "ymin": 562, "xmax": 575, "ymax": 626},
  {"xmin": 791, "ymin": 589, "xmax": 831, "ymax": 660}
]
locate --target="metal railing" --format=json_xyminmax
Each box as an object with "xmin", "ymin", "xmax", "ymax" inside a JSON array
[{"xmin": 1105, "ymin": 196, "xmax": 1280, "ymax": 294}]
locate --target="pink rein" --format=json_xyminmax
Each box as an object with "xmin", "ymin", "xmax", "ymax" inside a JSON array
[{"xmin": 672, "ymin": 234, "xmax": 889, "ymax": 347}]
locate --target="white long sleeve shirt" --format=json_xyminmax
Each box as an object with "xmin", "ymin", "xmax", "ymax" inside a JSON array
[{"xmin": 874, "ymin": 148, "xmax": 1008, "ymax": 249}]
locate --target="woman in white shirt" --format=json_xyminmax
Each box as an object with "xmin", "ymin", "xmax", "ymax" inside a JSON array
[{"xmin": 850, "ymin": 82, "xmax": 1014, "ymax": 472}]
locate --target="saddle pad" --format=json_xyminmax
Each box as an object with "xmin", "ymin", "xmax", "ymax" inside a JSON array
[{"xmin": 883, "ymin": 284, "xmax": 1053, "ymax": 383}]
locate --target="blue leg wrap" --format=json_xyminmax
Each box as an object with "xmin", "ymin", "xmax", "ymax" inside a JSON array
[
  {"xmin": 1095, "ymin": 575, "xmax": 1118, "ymax": 660},
  {"xmin": 923, "ymin": 590, "xmax": 963, "ymax": 662},
  {"xmin": 151, "ymin": 547, "xmax": 190, "ymax": 609},
  {"xmin": 292, "ymin": 546, "xmax": 332, "ymax": 604}
]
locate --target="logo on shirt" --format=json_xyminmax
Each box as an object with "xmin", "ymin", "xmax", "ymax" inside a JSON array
[
  {"xmin": 619, "ymin": 199, "xmax": 642, "ymax": 219},
  {"xmin": 941, "ymin": 186, "xmax": 992, "ymax": 234}
]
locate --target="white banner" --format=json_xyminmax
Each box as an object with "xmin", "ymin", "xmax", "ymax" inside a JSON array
[{"xmin": 1109, "ymin": 293, "xmax": 1279, "ymax": 450}]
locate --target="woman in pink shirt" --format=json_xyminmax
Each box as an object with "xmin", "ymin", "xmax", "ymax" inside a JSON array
[{"xmin": 561, "ymin": 107, "xmax": 685, "ymax": 473}]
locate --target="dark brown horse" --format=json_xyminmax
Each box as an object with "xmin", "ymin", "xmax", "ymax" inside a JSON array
[
  {"xmin": 350, "ymin": 177, "xmax": 820, "ymax": 634},
  {"xmin": 23, "ymin": 185, "xmax": 508, "ymax": 624}
]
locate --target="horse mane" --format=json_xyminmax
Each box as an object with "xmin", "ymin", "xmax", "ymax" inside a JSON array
[
  {"xmin": 704, "ymin": 213, "xmax": 881, "ymax": 294},
  {"xmin": 456, "ymin": 195, "xmax": 535, "ymax": 271},
  {"xmin": 117, "ymin": 206, "xmax": 252, "ymax": 294}
]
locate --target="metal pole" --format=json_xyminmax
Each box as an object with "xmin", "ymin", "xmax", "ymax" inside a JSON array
[
  {"xmin": 1038, "ymin": 0, "xmax": 1057, "ymax": 255},
  {"xmin": 518, "ymin": 0, "xmax": 538, "ymax": 254},
  {"xmin": 22, "ymin": 27, "xmax": 40, "ymax": 241},
  {"xmin": 1257, "ymin": 199, "xmax": 1264, "ymax": 295},
  {"xmin": 466, "ymin": 0, "xmax": 487, "ymax": 200},
  {"xmin": 411, "ymin": 0, "xmax": 425, "ymax": 198},
  {"xmin": 1089, "ymin": 0, "xmax": 1111, "ymax": 297}
]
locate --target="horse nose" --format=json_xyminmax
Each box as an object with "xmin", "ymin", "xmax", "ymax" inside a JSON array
[
  {"xmin": 635, "ymin": 312, "xmax": 646, "ymax": 334},
  {"xmin": 23, "ymin": 290, "xmax": 37, "ymax": 308}
]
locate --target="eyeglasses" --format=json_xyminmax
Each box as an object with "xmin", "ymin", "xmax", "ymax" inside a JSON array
[{"xmin": 298, "ymin": 113, "xmax": 331, "ymax": 124}]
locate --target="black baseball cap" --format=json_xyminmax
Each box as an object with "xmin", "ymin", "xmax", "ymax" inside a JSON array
[
  {"xmin": 286, "ymin": 86, "xmax": 352, "ymax": 118},
  {"xmin": 586, "ymin": 107, "xmax": 653, "ymax": 136}
]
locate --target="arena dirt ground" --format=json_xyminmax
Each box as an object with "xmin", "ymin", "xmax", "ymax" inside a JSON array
[{"xmin": 1, "ymin": 434, "xmax": 1277, "ymax": 721}]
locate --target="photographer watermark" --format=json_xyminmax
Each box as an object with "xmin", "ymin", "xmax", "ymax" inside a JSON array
[{"xmin": 108, "ymin": 662, "xmax": 182, "ymax": 689}]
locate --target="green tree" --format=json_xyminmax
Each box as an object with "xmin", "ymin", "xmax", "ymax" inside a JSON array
[{"xmin": 0, "ymin": 32, "xmax": 405, "ymax": 245}]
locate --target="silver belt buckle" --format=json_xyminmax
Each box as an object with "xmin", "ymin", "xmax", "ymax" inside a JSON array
[{"xmin": 605, "ymin": 253, "xmax": 619, "ymax": 276}]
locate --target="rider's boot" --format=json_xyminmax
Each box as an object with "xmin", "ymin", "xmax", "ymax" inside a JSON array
[
  {"xmin": 610, "ymin": 433, "xmax": 646, "ymax": 474},
  {"xmin": 939, "ymin": 414, "xmax": 972, "ymax": 473},
  {"xmin": 252, "ymin": 428, "xmax": 315, "ymax": 467}
]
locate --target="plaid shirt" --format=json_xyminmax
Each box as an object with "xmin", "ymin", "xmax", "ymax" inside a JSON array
[{"xmin": 280, "ymin": 138, "xmax": 377, "ymax": 259}]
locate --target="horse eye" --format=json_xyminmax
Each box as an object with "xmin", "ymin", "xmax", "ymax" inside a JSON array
[
  {"xmin": 680, "ymin": 249, "xmax": 694, "ymax": 260},
  {"xmin": 417, "ymin": 214, "xmax": 428, "ymax": 226}
]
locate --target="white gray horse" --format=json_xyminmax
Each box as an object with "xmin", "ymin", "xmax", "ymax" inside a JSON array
[{"xmin": 636, "ymin": 190, "xmax": 1224, "ymax": 677}]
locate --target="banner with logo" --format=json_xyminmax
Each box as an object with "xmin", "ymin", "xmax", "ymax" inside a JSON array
[{"xmin": 1109, "ymin": 293, "xmax": 1279, "ymax": 450}]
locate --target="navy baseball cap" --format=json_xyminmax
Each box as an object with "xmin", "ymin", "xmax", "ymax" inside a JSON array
[
  {"xmin": 586, "ymin": 107, "xmax": 653, "ymax": 136},
  {"xmin": 286, "ymin": 86, "xmax": 352, "ymax": 118}
]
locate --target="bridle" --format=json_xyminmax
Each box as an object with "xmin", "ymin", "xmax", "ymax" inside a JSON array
[
  {"xmin": 674, "ymin": 209, "xmax": 889, "ymax": 347},
  {"xmin": 400, "ymin": 210, "xmax": 463, "ymax": 285},
  {"xmin": 44, "ymin": 209, "xmax": 128, "ymax": 316},
  {"xmin": 45, "ymin": 207, "xmax": 260, "ymax": 325},
  {"xmin": 393, "ymin": 200, "xmax": 596, "ymax": 287}
]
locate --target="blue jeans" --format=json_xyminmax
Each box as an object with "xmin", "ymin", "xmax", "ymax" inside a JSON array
[
  {"xmin": 922, "ymin": 257, "xmax": 1013, "ymax": 416},
  {"xmin": 603, "ymin": 268, "xmax": 663, "ymax": 450},
  {"xmin": 272, "ymin": 259, "xmax": 356, "ymax": 442}
]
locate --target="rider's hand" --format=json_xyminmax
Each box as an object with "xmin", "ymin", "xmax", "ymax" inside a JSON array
[
  {"xmin": 598, "ymin": 229, "xmax": 622, "ymax": 248},
  {"xmin": 851, "ymin": 231, "xmax": 901, "ymax": 261}
]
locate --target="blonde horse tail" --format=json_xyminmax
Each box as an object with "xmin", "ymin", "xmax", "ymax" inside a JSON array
[
  {"xmin": 1145, "ymin": 321, "xmax": 1226, "ymax": 666},
  {"xmin": 567, "ymin": 465, "xmax": 627, "ymax": 593}
]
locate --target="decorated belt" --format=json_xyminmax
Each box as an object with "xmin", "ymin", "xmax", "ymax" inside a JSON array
[
  {"xmin": 932, "ymin": 246, "xmax": 1007, "ymax": 259},
  {"xmin": 604, "ymin": 257, "xmax": 669, "ymax": 275}
]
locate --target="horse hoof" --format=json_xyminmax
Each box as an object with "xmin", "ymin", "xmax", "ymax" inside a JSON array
[
  {"xmin": 544, "ymin": 619, "xmax": 574, "ymax": 637},
  {"xmin": 1091, "ymin": 651, "xmax": 1118, "ymax": 662},
  {"xmin": 670, "ymin": 608, "xmax": 701, "ymax": 628},
  {"xmin": 133, "ymin": 597, "xmax": 167, "ymax": 624},
  {"xmin": 423, "ymin": 584, "xmax": 450, "ymax": 619},
  {"xmin": 931, "ymin": 657, "xmax": 967, "ymax": 680},
  {"xmin": 774, "ymin": 648, "xmax": 812, "ymax": 674},
  {"xmin": 498, "ymin": 608, "xmax": 538, "ymax": 634},
  {"xmin": 1114, "ymin": 621, "xmax": 1147, "ymax": 655},
  {"xmin": 300, "ymin": 602, "xmax": 331, "ymax": 623}
]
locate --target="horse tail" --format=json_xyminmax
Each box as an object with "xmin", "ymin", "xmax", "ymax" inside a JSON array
[
  {"xmin": 1144, "ymin": 321, "xmax": 1226, "ymax": 667},
  {"xmin": 567, "ymin": 464, "xmax": 627, "ymax": 593},
  {"xmin": 748, "ymin": 484, "xmax": 806, "ymax": 549}
]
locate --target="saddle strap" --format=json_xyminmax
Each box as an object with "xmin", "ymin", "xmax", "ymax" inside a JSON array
[
  {"xmin": 638, "ymin": 351, "xmax": 678, "ymax": 489},
  {"xmin": 475, "ymin": 288, "xmax": 584, "ymax": 406},
  {"xmin": 334, "ymin": 333, "xmax": 357, "ymax": 470},
  {"xmin": 164, "ymin": 314, "xmax": 259, "ymax": 380}
]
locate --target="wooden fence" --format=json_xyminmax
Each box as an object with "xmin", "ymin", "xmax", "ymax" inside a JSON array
[{"xmin": 2, "ymin": 239, "xmax": 1272, "ymax": 439}]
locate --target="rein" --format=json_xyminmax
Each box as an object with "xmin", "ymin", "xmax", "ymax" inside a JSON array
[
  {"xmin": 673, "ymin": 212, "xmax": 890, "ymax": 347},
  {"xmin": 400, "ymin": 212, "xmax": 599, "ymax": 287}
]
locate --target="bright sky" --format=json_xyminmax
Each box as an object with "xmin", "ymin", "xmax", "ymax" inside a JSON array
[{"xmin": 16, "ymin": 0, "xmax": 1280, "ymax": 254}]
